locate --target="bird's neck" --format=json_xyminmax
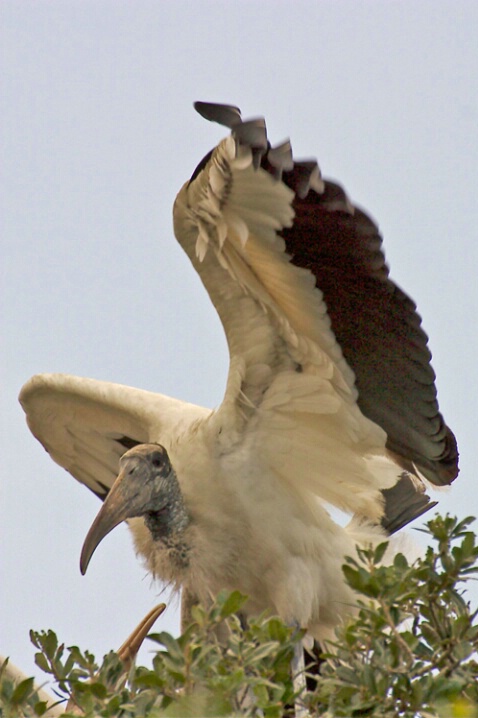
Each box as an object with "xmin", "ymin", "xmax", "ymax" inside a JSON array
[{"xmin": 144, "ymin": 492, "xmax": 190, "ymax": 554}]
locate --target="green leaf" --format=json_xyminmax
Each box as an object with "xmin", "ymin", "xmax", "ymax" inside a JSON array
[
  {"xmin": 89, "ymin": 681, "xmax": 108, "ymax": 699},
  {"xmin": 336, "ymin": 666, "xmax": 360, "ymax": 685},
  {"xmin": 453, "ymin": 641, "xmax": 474, "ymax": 661},
  {"xmin": 218, "ymin": 590, "xmax": 248, "ymax": 618},
  {"xmin": 42, "ymin": 630, "xmax": 58, "ymax": 659},
  {"xmin": 34, "ymin": 652, "xmax": 51, "ymax": 675},
  {"xmin": 133, "ymin": 672, "xmax": 165, "ymax": 690},
  {"xmin": 247, "ymin": 641, "xmax": 281, "ymax": 664},
  {"xmin": 373, "ymin": 541, "xmax": 390, "ymax": 564},
  {"xmin": 154, "ymin": 632, "xmax": 184, "ymax": 661},
  {"xmin": 393, "ymin": 552, "xmax": 409, "ymax": 571},
  {"xmin": 34, "ymin": 700, "xmax": 49, "ymax": 715},
  {"xmin": 11, "ymin": 677, "xmax": 35, "ymax": 705}
]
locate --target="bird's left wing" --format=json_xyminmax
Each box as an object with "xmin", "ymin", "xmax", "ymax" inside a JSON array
[
  {"xmin": 173, "ymin": 102, "xmax": 457, "ymax": 523},
  {"xmin": 19, "ymin": 373, "xmax": 208, "ymax": 499}
]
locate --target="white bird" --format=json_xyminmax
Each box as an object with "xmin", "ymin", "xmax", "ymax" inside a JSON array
[{"xmin": 20, "ymin": 102, "xmax": 458, "ymax": 643}]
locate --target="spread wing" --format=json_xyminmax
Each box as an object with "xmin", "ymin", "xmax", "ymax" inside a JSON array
[
  {"xmin": 173, "ymin": 102, "xmax": 458, "ymax": 523},
  {"xmin": 19, "ymin": 373, "xmax": 208, "ymax": 499}
]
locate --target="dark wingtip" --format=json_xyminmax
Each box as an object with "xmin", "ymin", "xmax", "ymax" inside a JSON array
[
  {"xmin": 435, "ymin": 426, "xmax": 460, "ymax": 485},
  {"xmin": 381, "ymin": 473, "xmax": 436, "ymax": 535},
  {"xmin": 193, "ymin": 102, "xmax": 325, "ymax": 199},
  {"xmin": 292, "ymin": 160, "xmax": 323, "ymax": 199},
  {"xmin": 194, "ymin": 101, "xmax": 242, "ymax": 129},
  {"xmin": 233, "ymin": 118, "xmax": 268, "ymax": 168},
  {"xmin": 268, "ymin": 140, "xmax": 294, "ymax": 179},
  {"xmin": 232, "ymin": 118, "xmax": 267, "ymax": 146},
  {"xmin": 408, "ymin": 423, "xmax": 459, "ymax": 487}
]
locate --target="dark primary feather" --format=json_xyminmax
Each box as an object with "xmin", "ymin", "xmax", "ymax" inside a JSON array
[
  {"xmin": 194, "ymin": 101, "xmax": 242, "ymax": 129},
  {"xmin": 381, "ymin": 473, "xmax": 437, "ymax": 535},
  {"xmin": 192, "ymin": 101, "xmax": 458, "ymax": 492},
  {"xmin": 259, "ymin": 153, "xmax": 458, "ymax": 487}
]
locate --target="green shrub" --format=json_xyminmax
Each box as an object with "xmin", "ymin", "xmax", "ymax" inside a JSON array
[{"xmin": 1, "ymin": 515, "xmax": 477, "ymax": 717}]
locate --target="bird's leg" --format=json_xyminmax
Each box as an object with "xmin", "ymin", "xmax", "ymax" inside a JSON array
[{"xmin": 290, "ymin": 623, "xmax": 309, "ymax": 718}]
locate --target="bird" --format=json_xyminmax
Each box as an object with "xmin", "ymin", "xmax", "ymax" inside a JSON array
[{"xmin": 19, "ymin": 101, "xmax": 458, "ymax": 644}]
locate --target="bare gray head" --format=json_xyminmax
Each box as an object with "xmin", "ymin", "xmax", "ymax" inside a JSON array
[{"xmin": 80, "ymin": 443, "xmax": 188, "ymax": 574}]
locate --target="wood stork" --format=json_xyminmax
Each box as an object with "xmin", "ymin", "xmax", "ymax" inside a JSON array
[{"xmin": 20, "ymin": 102, "xmax": 458, "ymax": 644}]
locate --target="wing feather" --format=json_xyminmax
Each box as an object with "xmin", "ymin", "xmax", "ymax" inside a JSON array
[
  {"xmin": 173, "ymin": 108, "xmax": 458, "ymax": 525},
  {"xmin": 19, "ymin": 373, "xmax": 208, "ymax": 499},
  {"xmin": 274, "ymin": 172, "xmax": 458, "ymax": 484}
]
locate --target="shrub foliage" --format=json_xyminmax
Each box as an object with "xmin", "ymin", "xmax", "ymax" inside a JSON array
[{"xmin": 1, "ymin": 515, "xmax": 477, "ymax": 717}]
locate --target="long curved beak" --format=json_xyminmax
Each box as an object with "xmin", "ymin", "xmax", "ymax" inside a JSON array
[{"xmin": 80, "ymin": 468, "xmax": 135, "ymax": 575}]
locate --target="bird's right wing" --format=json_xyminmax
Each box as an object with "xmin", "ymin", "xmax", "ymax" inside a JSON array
[
  {"xmin": 19, "ymin": 373, "xmax": 208, "ymax": 499},
  {"xmin": 173, "ymin": 103, "xmax": 458, "ymax": 524}
]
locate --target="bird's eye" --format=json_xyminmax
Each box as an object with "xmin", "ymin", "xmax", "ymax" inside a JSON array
[{"xmin": 151, "ymin": 453, "xmax": 163, "ymax": 469}]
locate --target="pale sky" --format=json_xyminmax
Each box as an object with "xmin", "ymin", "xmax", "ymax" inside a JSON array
[{"xmin": 2, "ymin": 1, "xmax": 477, "ymax": 684}]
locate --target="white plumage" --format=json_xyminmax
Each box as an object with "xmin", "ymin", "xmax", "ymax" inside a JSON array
[{"xmin": 19, "ymin": 102, "xmax": 458, "ymax": 642}]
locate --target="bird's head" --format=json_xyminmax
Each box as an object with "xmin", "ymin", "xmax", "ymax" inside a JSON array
[{"xmin": 80, "ymin": 443, "xmax": 187, "ymax": 574}]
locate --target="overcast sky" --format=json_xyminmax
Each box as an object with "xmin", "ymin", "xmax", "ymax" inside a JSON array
[{"xmin": 2, "ymin": 1, "xmax": 477, "ymax": 685}]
